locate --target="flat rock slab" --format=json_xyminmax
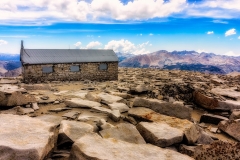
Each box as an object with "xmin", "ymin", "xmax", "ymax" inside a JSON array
[
  {"xmin": 35, "ymin": 115, "xmax": 63, "ymax": 126},
  {"xmin": 0, "ymin": 114, "xmax": 58, "ymax": 160},
  {"xmin": 0, "ymin": 90, "xmax": 36, "ymax": 107},
  {"xmin": 1, "ymin": 106, "xmax": 34, "ymax": 115},
  {"xmin": 77, "ymin": 112, "xmax": 107, "ymax": 122},
  {"xmin": 0, "ymin": 79, "xmax": 18, "ymax": 84},
  {"xmin": 137, "ymin": 122, "xmax": 183, "ymax": 147},
  {"xmin": 193, "ymin": 91, "xmax": 240, "ymax": 110},
  {"xmin": 133, "ymin": 97, "xmax": 192, "ymax": 119},
  {"xmin": 21, "ymin": 84, "xmax": 52, "ymax": 90},
  {"xmin": 128, "ymin": 107, "xmax": 201, "ymax": 144},
  {"xmin": 65, "ymin": 91, "xmax": 88, "ymax": 99},
  {"xmin": 48, "ymin": 108, "xmax": 72, "ymax": 112},
  {"xmin": 70, "ymin": 134, "xmax": 193, "ymax": 160},
  {"xmin": 62, "ymin": 111, "xmax": 80, "ymax": 119},
  {"xmin": 91, "ymin": 106, "xmax": 112, "ymax": 114},
  {"xmin": 200, "ymin": 113, "xmax": 228, "ymax": 125},
  {"xmin": 211, "ymin": 87, "xmax": 240, "ymax": 100},
  {"xmin": 58, "ymin": 120, "xmax": 94, "ymax": 147},
  {"xmin": 107, "ymin": 102, "xmax": 129, "ymax": 113},
  {"xmin": 100, "ymin": 123, "xmax": 146, "ymax": 144},
  {"xmin": 98, "ymin": 92, "xmax": 123, "ymax": 104},
  {"xmin": 65, "ymin": 98, "xmax": 101, "ymax": 108},
  {"xmin": 218, "ymin": 119, "xmax": 240, "ymax": 141}
]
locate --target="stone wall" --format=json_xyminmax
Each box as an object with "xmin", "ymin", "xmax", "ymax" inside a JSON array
[{"xmin": 22, "ymin": 62, "xmax": 118, "ymax": 83}]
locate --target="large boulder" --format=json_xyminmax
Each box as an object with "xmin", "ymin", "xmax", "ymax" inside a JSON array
[
  {"xmin": 132, "ymin": 97, "xmax": 192, "ymax": 119},
  {"xmin": 218, "ymin": 119, "xmax": 240, "ymax": 141},
  {"xmin": 0, "ymin": 114, "xmax": 58, "ymax": 160},
  {"xmin": 0, "ymin": 91, "xmax": 36, "ymax": 107},
  {"xmin": 100, "ymin": 123, "xmax": 146, "ymax": 144},
  {"xmin": 128, "ymin": 107, "xmax": 201, "ymax": 144},
  {"xmin": 65, "ymin": 98, "xmax": 101, "ymax": 108},
  {"xmin": 98, "ymin": 92, "xmax": 123, "ymax": 104},
  {"xmin": 136, "ymin": 122, "xmax": 183, "ymax": 147},
  {"xmin": 69, "ymin": 134, "xmax": 194, "ymax": 160}
]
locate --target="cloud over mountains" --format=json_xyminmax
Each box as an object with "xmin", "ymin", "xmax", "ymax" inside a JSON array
[{"xmin": 1, "ymin": 0, "xmax": 240, "ymax": 24}]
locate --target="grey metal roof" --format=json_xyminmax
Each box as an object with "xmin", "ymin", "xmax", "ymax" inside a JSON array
[{"xmin": 21, "ymin": 49, "xmax": 118, "ymax": 64}]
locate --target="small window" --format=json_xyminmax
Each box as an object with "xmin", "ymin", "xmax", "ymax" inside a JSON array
[
  {"xmin": 70, "ymin": 65, "xmax": 80, "ymax": 72},
  {"xmin": 99, "ymin": 63, "xmax": 108, "ymax": 70},
  {"xmin": 42, "ymin": 66, "xmax": 53, "ymax": 73}
]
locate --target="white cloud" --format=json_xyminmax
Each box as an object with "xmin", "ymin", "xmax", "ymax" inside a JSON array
[
  {"xmin": 149, "ymin": 33, "xmax": 154, "ymax": 36},
  {"xmin": 104, "ymin": 39, "xmax": 150, "ymax": 55},
  {"xmin": 207, "ymin": 31, "xmax": 214, "ymax": 35},
  {"xmin": 197, "ymin": 49, "xmax": 208, "ymax": 53},
  {"xmin": 224, "ymin": 51, "xmax": 240, "ymax": 57},
  {"xmin": 212, "ymin": 20, "xmax": 228, "ymax": 24},
  {"xmin": 238, "ymin": 36, "xmax": 240, "ymax": 39},
  {"xmin": 225, "ymin": 28, "xmax": 236, "ymax": 37},
  {"xmin": 186, "ymin": 0, "xmax": 240, "ymax": 19},
  {"xmin": 74, "ymin": 42, "xmax": 82, "ymax": 47},
  {"xmin": 86, "ymin": 41, "xmax": 102, "ymax": 49},
  {"xmin": 0, "ymin": 0, "xmax": 187, "ymax": 24},
  {"xmin": 0, "ymin": 40, "xmax": 8, "ymax": 45},
  {"xmin": 1, "ymin": 0, "xmax": 240, "ymax": 24}
]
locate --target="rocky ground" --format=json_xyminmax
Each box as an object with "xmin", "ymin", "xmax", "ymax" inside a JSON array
[{"xmin": 1, "ymin": 67, "xmax": 240, "ymax": 160}]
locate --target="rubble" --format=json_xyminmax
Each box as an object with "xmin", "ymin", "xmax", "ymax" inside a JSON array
[{"xmin": 1, "ymin": 67, "xmax": 240, "ymax": 159}]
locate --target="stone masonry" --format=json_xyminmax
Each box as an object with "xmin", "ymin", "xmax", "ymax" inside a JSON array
[{"xmin": 22, "ymin": 62, "xmax": 118, "ymax": 83}]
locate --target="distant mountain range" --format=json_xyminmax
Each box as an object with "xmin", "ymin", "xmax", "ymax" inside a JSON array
[
  {"xmin": 119, "ymin": 50, "xmax": 240, "ymax": 74},
  {"xmin": 0, "ymin": 53, "xmax": 20, "ymax": 61},
  {"xmin": 1, "ymin": 51, "xmax": 240, "ymax": 76},
  {"xmin": 0, "ymin": 53, "xmax": 21, "ymax": 77}
]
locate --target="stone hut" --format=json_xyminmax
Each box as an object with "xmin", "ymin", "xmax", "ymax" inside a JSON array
[{"xmin": 20, "ymin": 41, "xmax": 118, "ymax": 83}]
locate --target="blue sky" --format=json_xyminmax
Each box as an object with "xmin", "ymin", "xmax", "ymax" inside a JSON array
[{"xmin": 0, "ymin": 0, "xmax": 239, "ymax": 56}]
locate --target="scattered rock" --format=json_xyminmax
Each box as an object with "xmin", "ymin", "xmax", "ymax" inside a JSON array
[
  {"xmin": 137, "ymin": 122, "xmax": 183, "ymax": 147},
  {"xmin": 35, "ymin": 115, "xmax": 63, "ymax": 126},
  {"xmin": 77, "ymin": 112, "xmax": 107, "ymax": 122},
  {"xmin": 179, "ymin": 144, "xmax": 196, "ymax": 158},
  {"xmin": 97, "ymin": 119, "xmax": 114, "ymax": 130},
  {"xmin": 129, "ymin": 84, "xmax": 149, "ymax": 94},
  {"xmin": 62, "ymin": 111, "xmax": 80, "ymax": 119},
  {"xmin": 40, "ymin": 96, "xmax": 49, "ymax": 100},
  {"xmin": 21, "ymin": 84, "xmax": 52, "ymax": 90},
  {"xmin": 196, "ymin": 131, "xmax": 214, "ymax": 145},
  {"xmin": 57, "ymin": 120, "xmax": 94, "ymax": 149},
  {"xmin": 123, "ymin": 116, "xmax": 138, "ymax": 125},
  {"xmin": 85, "ymin": 92, "xmax": 101, "ymax": 102},
  {"xmin": 128, "ymin": 107, "xmax": 201, "ymax": 144},
  {"xmin": 200, "ymin": 113, "xmax": 228, "ymax": 125},
  {"xmin": 230, "ymin": 110, "xmax": 240, "ymax": 120},
  {"xmin": 48, "ymin": 108, "xmax": 72, "ymax": 112},
  {"xmin": 69, "ymin": 134, "xmax": 194, "ymax": 160},
  {"xmin": 218, "ymin": 119, "xmax": 240, "ymax": 141},
  {"xmin": 0, "ymin": 90, "xmax": 36, "ymax": 107},
  {"xmin": 107, "ymin": 102, "xmax": 129, "ymax": 113},
  {"xmin": 31, "ymin": 102, "xmax": 39, "ymax": 110},
  {"xmin": 193, "ymin": 91, "xmax": 240, "ymax": 110},
  {"xmin": 98, "ymin": 92, "xmax": 123, "ymax": 104},
  {"xmin": 100, "ymin": 123, "xmax": 146, "ymax": 144},
  {"xmin": 132, "ymin": 97, "xmax": 192, "ymax": 119},
  {"xmin": 108, "ymin": 110, "xmax": 121, "ymax": 122},
  {"xmin": 65, "ymin": 98, "xmax": 101, "ymax": 108}
]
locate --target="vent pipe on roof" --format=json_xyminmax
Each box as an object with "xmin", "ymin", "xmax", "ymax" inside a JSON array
[{"xmin": 21, "ymin": 40, "xmax": 24, "ymax": 49}]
